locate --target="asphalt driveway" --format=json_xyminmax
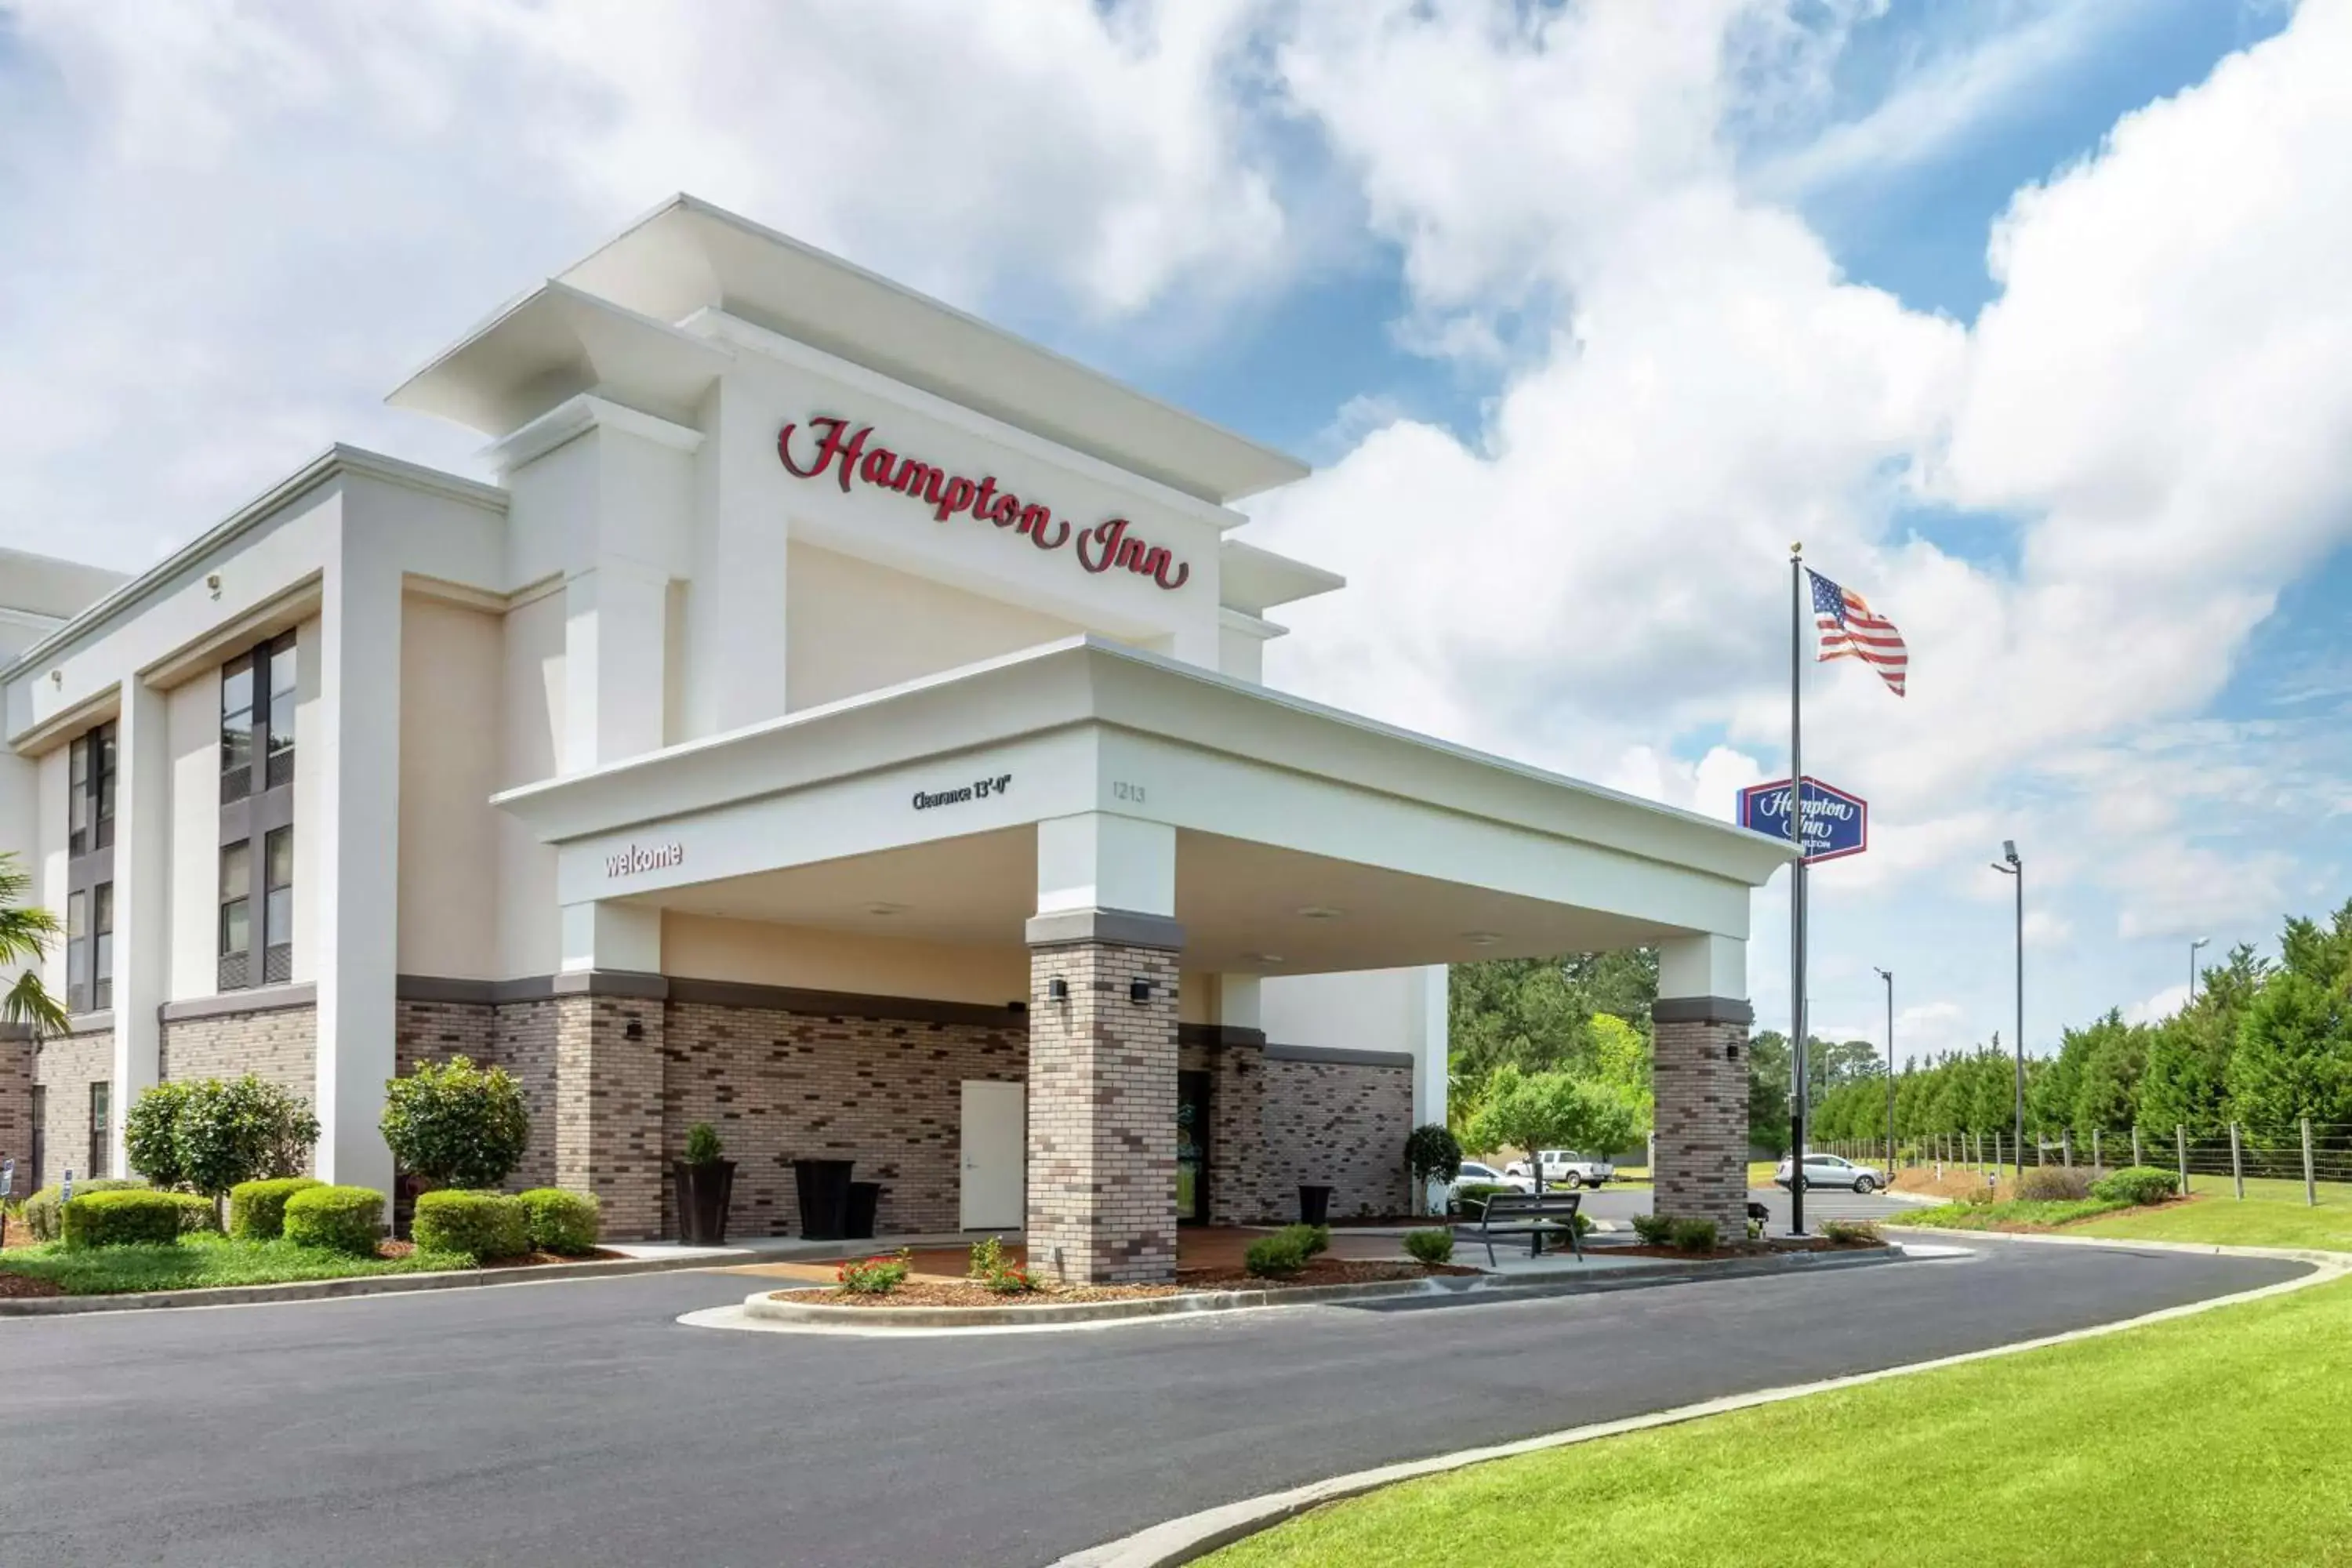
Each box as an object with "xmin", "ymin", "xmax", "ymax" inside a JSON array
[{"xmin": 0, "ymin": 1240, "xmax": 2307, "ymax": 1567}]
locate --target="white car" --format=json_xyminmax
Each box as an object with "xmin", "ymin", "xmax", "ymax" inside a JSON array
[
  {"xmin": 1774, "ymin": 1152, "xmax": 1887, "ymax": 1194},
  {"xmin": 1503, "ymin": 1149, "xmax": 1615, "ymax": 1189},
  {"xmin": 1446, "ymin": 1160, "xmax": 1532, "ymax": 1203}
]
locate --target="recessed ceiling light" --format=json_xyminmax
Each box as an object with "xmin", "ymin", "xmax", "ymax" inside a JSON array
[
  {"xmin": 1463, "ymin": 932, "xmax": 1502, "ymax": 947},
  {"xmin": 1296, "ymin": 906, "xmax": 1342, "ymax": 920},
  {"xmin": 865, "ymin": 902, "xmax": 908, "ymax": 916},
  {"xmin": 1256, "ymin": 953, "xmax": 1286, "ymax": 964}
]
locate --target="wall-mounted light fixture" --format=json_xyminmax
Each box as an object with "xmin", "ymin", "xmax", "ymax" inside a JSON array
[
  {"xmin": 624, "ymin": 1019, "xmax": 644, "ymax": 1041},
  {"xmin": 1725, "ymin": 1041, "xmax": 1740, "ymax": 1062},
  {"xmin": 205, "ymin": 572, "xmax": 223, "ymax": 599},
  {"xmin": 1129, "ymin": 977, "xmax": 1152, "ymax": 1005},
  {"xmin": 1049, "ymin": 978, "xmax": 1069, "ymax": 1002}
]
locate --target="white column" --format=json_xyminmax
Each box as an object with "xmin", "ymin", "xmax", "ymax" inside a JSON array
[
  {"xmin": 1407, "ymin": 964, "xmax": 1448, "ymax": 1132},
  {"xmin": 562, "ymin": 558, "xmax": 670, "ymax": 772},
  {"xmin": 558, "ymin": 900, "xmax": 662, "ymax": 975},
  {"xmin": 107, "ymin": 678, "xmax": 169, "ymax": 1174},
  {"xmin": 311, "ymin": 547, "xmax": 402, "ymax": 1195},
  {"xmin": 684, "ymin": 382, "xmax": 791, "ymax": 737},
  {"xmin": 1658, "ymin": 933, "xmax": 1747, "ymax": 1005},
  {"xmin": 1034, "ymin": 812, "xmax": 1175, "ymax": 919}
]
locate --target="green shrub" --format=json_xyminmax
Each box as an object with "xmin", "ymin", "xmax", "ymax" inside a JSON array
[
  {"xmin": 379, "ymin": 1056, "xmax": 530, "ymax": 1189},
  {"xmin": 2091, "ymin": 1165, "xmax": 2180, "ymax": 1207},
  {"xmin": 1244, "ymin": 1232, "xmax": 1311, "ymax": 1279},
  {"xmin": 61, "ymin": 1189, "xmax": 186, "ymax": 1249},
  {"xmin": 1668, "ymin": 1218, "xmax": 1719, "ymax": 1253},
  {"xmin": 1631, "ymin": 1212, "xmax": 1675, "ymax": 1246},
  {"xmin": 123, "ymin": 1082, "xmax": 193, "ymax": 1189},
  {"xmin": 1405, "ymin": 1123, "xmax": 1465, "ymax": 1193},
  {"xmin": 684, "ymin": 1122, "xmax": 724, "ymax": 1165},
  {"xmin": 835, "ymin": 1249, "xmax": 912, "ymax": 1295},
  {"xmin": 983, "ymin": 1263, "xmax": 1040, "ymax": 1294},
  {"xmin": 2015, "ymin": 1166, "xmax": 2096, "ymax": 1201},
  {"xmin": 1275, "ymin": 1222, "xmax": 1330, "ymax": 1258},
  {"xmin": 21, "ymin": 1177, "xmax": 146, "ymax": 1242},
  {"xmin": 1822, "ymin": 1218, "xmax": 1882, "ymax": 1245},
  {"xmin": 132, "ymin": 1076, "xmax": 319, "ymax": 1199},
  {"xmin": 281, "ymin": 1185, "xmax": 386, "ymax": 1257},
  {"xmin": 411, "ymin": 1189, "xmax": 529, "ymax": 1261},
  {"xmin": 515, "ymin": 1189, "xmax": 601, "ymax": 1255},
  {"xmin": 229, "ymin": 1177, "xmax": 325, "ymax": 1240},
  {"xmin": 1404, "ymin": 1228, "xmax": 1454, "ymax": 1265},
  {"xmin": 165, "ymin": 1192, "xmax": 220, "ymax": 1235}
]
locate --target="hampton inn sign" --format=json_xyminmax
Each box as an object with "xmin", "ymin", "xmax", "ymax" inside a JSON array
[{"xmin": 779, "ymin": 415, "xmax": 1193, "ymax": 590}]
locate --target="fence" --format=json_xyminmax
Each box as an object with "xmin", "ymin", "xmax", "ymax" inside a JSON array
[{"xmin": 1815, "ymin": 1120, "xmax": 2352, "ymax": 1205}]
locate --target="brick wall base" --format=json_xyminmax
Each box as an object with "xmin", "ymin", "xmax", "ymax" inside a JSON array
[
  {"xmin": 1026, "ymin": 940, "xmax": 1180, "ymax": 1285},
  {"xmin": 0, "ymin": 1032, "xmax": 33, "ymax": 1181},
  {"xmin": 555, "ymin": 993, "xmax": 666, "ymax": 1241},
  {"xmin": 162, "ymin": 1006, "xmax": 317, "ymax": 1106},
  {"xmin": 1654, "ymin": 1014, "xmax": 1751, "ymax": 1240},
  {"xmin": 32, "ymin": 1027, "xmax": 113, "ymax": 1185}
]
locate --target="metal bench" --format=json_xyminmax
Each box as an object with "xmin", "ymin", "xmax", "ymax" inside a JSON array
[{"xmin": 1459, "ymin": 1189, "xmax": 1583, "ymax": 1267}]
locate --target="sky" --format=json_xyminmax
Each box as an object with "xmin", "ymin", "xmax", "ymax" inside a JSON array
[{"xmin": 3, "ymin": 0, "xmax": 2349, "ymax": 1065}]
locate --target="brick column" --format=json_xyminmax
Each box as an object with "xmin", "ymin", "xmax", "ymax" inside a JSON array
[
  {"xmin": 553, "ymin": 988, "xmax": 666, "ymax": 1240},
  {"xmin": 0, "ymin": 1027, "xmax": 31, "ymax": 1176},
  {"xmin": 1652, "ymin": 999, "xmax": 1752, "ymax": 1240},
  {"xmin": 1025, "ymin": 913, "xmax": 1181, "ymax": 1285}
]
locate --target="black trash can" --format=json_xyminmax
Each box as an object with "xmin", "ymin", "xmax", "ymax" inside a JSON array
[
  {"xmin": 792, "ymin": 1158, "xmax": 857, "ymax": 1240},
  {"xmin": 1298, "ymin": 1185, "xmax": 1333, "ymax": 1226},
  {"xmin": 844, "ymin": 1181, "xmax": 882, "ymax": 1241}
]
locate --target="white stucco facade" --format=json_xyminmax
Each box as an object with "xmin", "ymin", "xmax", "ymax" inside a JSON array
[{"xmin": 0, "ymin": 196, "xmax": 1787, "ymax": 1246}]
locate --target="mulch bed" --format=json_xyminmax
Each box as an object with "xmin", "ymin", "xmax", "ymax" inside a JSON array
[
  {"xmin": 770, "ymin": 1257, "xmax": 1475, "ymax": 1308},
  {"xmin": 377, "ymin": 1240, "xmax": 622, "ymax": 1268},
  {"xmin": 0, "ymin": 1273, "xmax": 64, "ymax": 1299}
]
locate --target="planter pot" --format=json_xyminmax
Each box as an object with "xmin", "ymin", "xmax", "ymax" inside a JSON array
[
  {"xmin": 844, "ymin": 1181, "xmax": 882, "ymax": 1240},
  {"xmin": 792, "ymin": 1158, "xmax": 857, "ymax": 1240},
  {"xmin": 673, "ymin": 1160, "xmax": 737, "ymax": 1245},
  {"xmin": 1298, "ymin": 1185, "xmax": 1334, "ymax": 1226}
]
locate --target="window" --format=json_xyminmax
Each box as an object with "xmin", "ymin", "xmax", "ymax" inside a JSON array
[
  {"xmin": 89, "ymin": 1083, "xmax": 111, "ymax": 1180},
  {"xmin": 221, "ymin": 652, "xmax": 255, "ymax": 800},
  {"xmin": 66, "ymin": 889, "xmax": 89, "ymax": 1014},
  {"xmin": 93, "ymin": 882, "xmax": 114, "ymax": 1012},
  {"xmin": 30, "ymin": 1086, "xmax": 45, "ymax": 1189},
  {"xmin": 64, "ymin": 721, "xmax": 116, "ymax": 1018},
  {"xmin": 221, "ymin": 631, "xmax": 294, "ymax": 803},
  {"xmin": 67, "ymin": 722, "xmax": 115, "ymax": 857},
  {"xmin": 263, "ymin": 826, "xmax": 293, "ymax": 985},
  {"xmin": 266, "ymin": 637, "xmax": 297, "ymax": 787},
  {"xmin": 219, "ymin": 840, "xmax": 251, "ymax": 992}
]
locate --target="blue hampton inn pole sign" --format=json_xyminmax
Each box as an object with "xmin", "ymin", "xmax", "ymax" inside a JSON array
[{"xmin": 1738, "ymin": 775, "xmax": 1869, "ymax": 863}]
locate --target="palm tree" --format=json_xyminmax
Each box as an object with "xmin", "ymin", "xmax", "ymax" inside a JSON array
[{"xmin": 0, "ymin": 851, "xmax": 70, "ymax": 1039}]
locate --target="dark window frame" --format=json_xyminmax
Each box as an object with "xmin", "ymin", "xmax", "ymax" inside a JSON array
[
  {"xmin": 89, "ymin": 1082, "xmax": 111, "ymax": 1180},
  {"xmin": 218, "ymin": 631, "xmax": 296, "ymax": 992},
  {"xmin": 64, "ymin": 720, "xmax": 116, "ymax": 1017}
]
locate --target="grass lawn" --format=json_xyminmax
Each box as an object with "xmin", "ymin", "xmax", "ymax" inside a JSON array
[
  {"xmin": 1884, "ymin": 1196, "xmax": 2128, "ymax": 1230},
  {"xmin": 1208, "ymin": 1274, "xmax": 2352, "ymax": 1567},
  {"xmin": 2071, "ymin": 1193, "xmax": 2352, "ymax": 1252},
  {"xmin": 0, "ymin": 1232, "xmax": 475, "ymax": 1294}
]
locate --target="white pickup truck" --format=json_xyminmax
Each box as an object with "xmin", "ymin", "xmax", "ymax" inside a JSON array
[{"xmin": 1502, "ymin": 1149, "xmax": 1615, "ymax": 1189}]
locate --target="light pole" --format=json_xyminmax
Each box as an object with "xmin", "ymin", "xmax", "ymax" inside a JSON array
[
  {"xmin": 1875, "ymin": 967, "xmax": 1895, "ymax": 1174},
  {"xmin": 1991, "ymin": 840, "xmax": 2024, "ymax": 1178},
  {"xmin": 2189, "ymin": 937, "xmax": 2209, "ymax": 1003}
]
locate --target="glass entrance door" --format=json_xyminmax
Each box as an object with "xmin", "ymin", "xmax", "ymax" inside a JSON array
[{"xmin": 1176, "ymin": 1069, "xmax": 1211, "ymax": 1224}]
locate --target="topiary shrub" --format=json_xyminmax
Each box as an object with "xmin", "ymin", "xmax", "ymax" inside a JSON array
[
  {"xmin": 1404, "ymin": 1228, "xmax": 1454, "ymax": 1265},
  {"xmin": 2090, "ymin": 1165, "xmax": 2180, "ymax": 1207},
  {"xmin": 412, "ymin": 1189, "xmax": 530, "ymax": 1261},
  {"xmin": 1404, "ymin": 1123, "xmax": 1464, "ymax": 1211},
  {"xmin": 1630, "ymin": 1212, "xmax": 1675, "ymax": 1246},
  {"xmin": 123, "ymin": 1082, "xmax": 193, "ymax": 1190},
  {"xmin": 1244, "ymin": 1232, "xmax": 1311, "ymax": 1279},
  {"xmin": 515, "ymin": 1189, "xmax": 601, "ymax": 1255},
  {"xmin": 281, "ymin": 1185, "xmax": 386, "ymax": 1257},
  {"xmin": 229, "ymin": 1177, "xmax": 325, "ymax": 1241},
  {"xmin": 21, "ymin": 1177, "xmax": 147, "ymax": 1242},
  {"xmin": 1274, "ymin": 1222, "xmax": 1330, "ymax": 1259},
  {"xmin": 1453, "ymin": 1182, "xmax": 1512, "ymax": 1219},
  {"xmin": 131, "ymin": 1076, "xmax": 319, "ymax": 1200},
  {"xmin": 1667, "ymin": 1218, "xmax": 1719, "ymax": 1254},
  {"xmin": 2016, "ymin": 1166, "xmax": 2096, "ymax": 1201},
  {"xmin": 61, "ymin": 1189, "xmax": 186, "ymax": 1249},
  {"xmin": 165, "ymin": 1192, "xmax": 220, "ymax": 1235},
  {"xmin": 380, "ymin": 1056, "xmax": 530, "ymax": 1190}
]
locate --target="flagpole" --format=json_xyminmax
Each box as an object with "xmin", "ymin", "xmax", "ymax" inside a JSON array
[{"xmin": 1789, "ymin": 543, "xmax": 1809, "ymax": 1236}]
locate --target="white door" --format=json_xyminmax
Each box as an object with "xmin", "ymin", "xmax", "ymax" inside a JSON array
[{"xmin": 960, "ymin": 1080, "xmax": 1025, "ymax": 1230}]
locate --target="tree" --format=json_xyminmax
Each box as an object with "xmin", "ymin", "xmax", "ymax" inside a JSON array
[
  {"xmin": 0, "ymin": 851, "xmax": 69, "ymax": 1040},
  {"xmin": 1464, "ymin": 1065, "xmax": 1639, "ymax": 1191},
  {"xmin": 2228, "ymin": 969, "xmax": 2352, "ymax": 1142},
  {"xmin": 1747, "ymin": 1030, "xmax": 1791, "ymax": 1156},
  {"xmin": 126, "ymin": 1076, "xmax": 320, "ymax": 1200},
  {"xmin": 1403, "ymin": 1123, "xmax": 1463, "ymax": 1215},
  {"xmin": 381, "ymin": 1055, "xmax": 530, "ymax": 1189},
  {"xmin": 1587, "ymin": 1012, "xmax": 1654, "ymax": 1137}
]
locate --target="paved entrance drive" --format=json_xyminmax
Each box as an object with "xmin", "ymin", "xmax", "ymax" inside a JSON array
[{"xmin": 0, "ymin": 1240, "xmax": 2307, "ymax": 1567}]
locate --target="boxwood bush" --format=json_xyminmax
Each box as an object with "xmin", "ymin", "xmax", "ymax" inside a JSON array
[
  {"xmin": 165, "ymin": 1192, "xmax": 220, "ymax": 1236},
  {"xmin": 1631, "ymin": 1212, "xmax": 1675, "ymax": 1245},
  {"xmin": 229, "ymin": 1177, "xmax": 325, "ymax": 1241},
  {"xmin": 21, "ymin": 1177, "xmax": 147, "ymax": 1242},
  {"xmin": 1403, "ymin": 1228, "xmax": 1454, "ymax": 1265},
  {"xmin": 1667, "ymin": 1218, "xmax": 1719, "ymax": 1253},
  {"xmin": 281, "ymin": 1185, "xmax": 386, "ymax": 1257},
  {"xmin": 515, "ymin": 1189, "xmax": 601, "ymax": 1255},
  {"xmin": 2015, "ymin": 1166, "xmax": 2096, "ymax": 1201},
  {"xmin": 2091, "ymin": 1165, "xmax": 2180, "ymax": 1207},
  {"xmin": 61, "ymin": 1189, "xmax": 187, "ymax": 1249},
  {"xmin": 412, "ymin": 1189, "xmax": 530, "ymax": 1261},
  {"xmin": 1244, "ymin": 1231, "xmax": 1311, "ymax": 1279},
  {"xmin": 1273, "ymin": 1222, "xmax": 1330, "ymax": 1259},
  {"xmin": 1453, "ymin": 1181, "xmax": 1513, "ymax": 1218}
]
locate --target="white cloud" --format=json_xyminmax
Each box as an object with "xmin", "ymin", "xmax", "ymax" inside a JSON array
[{"xmin": 2125, "ymin": 983, "xmax": 2189, "ymax": 1027}]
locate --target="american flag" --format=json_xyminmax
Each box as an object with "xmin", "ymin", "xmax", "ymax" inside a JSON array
[{"xmin": 1808, "ymin": 568, "xmax": 1907, "ymax": 696}]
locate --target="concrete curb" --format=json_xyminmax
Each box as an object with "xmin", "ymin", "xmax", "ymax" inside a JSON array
[
  {"xmin": 0, "ymin": 1250, "xmax": 753, "ymax": 1318},
  {"xmin": 1051, "ymin": 1247, "xmax": 2346, "ymax": 1567},
  {"xmin": 698, "ymin": 1243, "xmax": 1909, "ymax": 1336},
  {"xmin": 1883, "ymin": 1224, "xmax": 2350, "ymax": 1267}
]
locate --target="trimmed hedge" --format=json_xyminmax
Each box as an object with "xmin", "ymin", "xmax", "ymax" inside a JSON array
[
  {"xmin": 1245, "ymin": 1232, "xmax": 1311, "ymax": 1279},
  {"xmin": 165, "ymin": 1192, "xmax": 221, "ymax": 1236},
  {"xmin": 1631, "ymin": 1213, "xmax": 1675, "ymax": 1245},
  {"xmin": 1667, "ymin": 1218, "xmax": 1719, "ymax": 1253},
  {"xmin": 1454, "ymin": 1181, "xmax": 1514, "ymax": 1218},
  {"xmin": 2091, "ymin": 1165, "xmax": 2180, "ymax": 1207},
  {"xmin": 412, "ymin": 1189, "xmax": 530, "ymax": 1261},
  {"xmin": 61, "ymin": 1189, "xmax": 186, "ymax": 1249},
  {"xmin": 515, "ymin": 1189, "xmax": 601, "ymax": 1255},
  {"xmin": 2015, "ymin": 1166, "xmax": 2096, "ymax": 1201},
  {"xmin": 230, "ymin": 1177, "xmax": 325, "ymax": 1241},
  {"xmin": 281, "ymin": 1185, "xmax": 386, "ymax": 1257},
  {"xmin": 22, "ymin": 1177, "xmax": 147, "ymax": 1243},
  {"xmin": 1404, "ymin": 1228, "xmax": 1454, "ymax": 1265}
]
